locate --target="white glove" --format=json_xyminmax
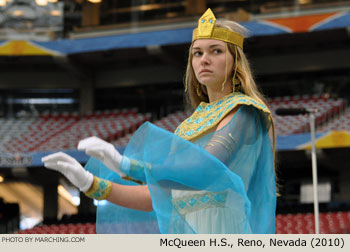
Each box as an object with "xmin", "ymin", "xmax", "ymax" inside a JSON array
[
  {"xmin": 41, "ymin": 152, "xmax": 94, "ymax": 192},
  {"xmin": 77, "ymin": 136, "xmax": 126, "ymax": 177}
]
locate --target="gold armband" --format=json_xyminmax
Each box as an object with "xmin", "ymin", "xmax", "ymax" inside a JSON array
[{"xmin": 84, "ymin": 176, "xmax": 112, "ymax": 200}]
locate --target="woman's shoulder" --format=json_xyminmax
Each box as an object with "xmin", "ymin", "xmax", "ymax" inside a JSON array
[
  {"xmin": 216, "ymin": 103, "xmax": 263, "ymax": 131},
  {"xmin": 216, "ymin": 105, "xmax": 241, "ymax": 131}
]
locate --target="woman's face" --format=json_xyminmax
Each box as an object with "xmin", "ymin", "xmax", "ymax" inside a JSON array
[{"xmin": 191, "ymin": 39, "xmax": 233, "ymax": 90}]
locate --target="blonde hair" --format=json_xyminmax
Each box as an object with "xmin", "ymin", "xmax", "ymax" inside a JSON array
[{"xmin": 184, "ymin": 19, "xmax": 279, "ymax": 193}]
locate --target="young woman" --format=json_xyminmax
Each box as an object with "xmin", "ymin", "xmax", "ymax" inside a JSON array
[{"xmin": 42, "ymin": 9, "xmax": 276, "ymax": 234}]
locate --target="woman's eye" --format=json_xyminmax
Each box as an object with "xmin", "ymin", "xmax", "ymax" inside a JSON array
[
  {"xmin": 214, "ymin": 49, "xmax": 222, "ymax": 54},
  {"xmin": 193, "ymin": 51, "xmax": 202, "ymax": 57}
]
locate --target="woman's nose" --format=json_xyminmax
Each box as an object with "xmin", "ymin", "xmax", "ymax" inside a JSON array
[{"xmin": 200, "ymin": 53, "xmax": 210, "ymax": 65}]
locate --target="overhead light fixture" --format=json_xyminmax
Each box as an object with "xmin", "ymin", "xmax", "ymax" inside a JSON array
[
  {"xmin": 12, "ymin": 10, "xmax": 24, "ymax": 16},
  {"xmin": 58, "ymin": 185, "xmax": 79, "ymax": 206},
  {"xmin": 0, "ymin": 0, "xmax": 6, "ymax": 7},
  {"xmin": 0, "ymin": 175, "xmax": 4, "ymax": 183},
  {"xmin": 50, "ymin": 10, "xmax": 61, "ymax": 16},
  {"xmin": 299, "ymin": 0, "xmax": 311, "ymax": 4},
  {"xmin": 48, "ymin": 0, "xmax": 58, "ymax": 2},
  {"xmin": 88, "ymin": 0, "xmax": 102, "ymax": 3},
  {"xmin": 35, "ymin": 0, "xmax": 48, "ymax": 6}
]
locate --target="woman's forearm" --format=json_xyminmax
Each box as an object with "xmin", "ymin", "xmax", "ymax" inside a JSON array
[{"xmin": 107, "ymin": 183, "xmax": 153, "ymax": 212}]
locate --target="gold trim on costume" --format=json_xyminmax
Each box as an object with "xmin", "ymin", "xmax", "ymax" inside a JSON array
[
  {"xmin": 174, "ymin": 92, "xmax": 271, "ymax": 141},
  {"xmin": 210, "ymin": 139, "xmax": 231, "ymax": 153},
  {"xmin": 216, "ymin": 134, "xmax": 236, "ymax": 152},
  {"xmin": 173, "ymin": 191, "xmax": 228, "ymax": 215},
  {"xmin": 228, "ymin": 133, "xmax": 238, "ymax": 147},
  {"xmin": 84, "ymin": 176, "xmax": 112, "ymax": 200}
]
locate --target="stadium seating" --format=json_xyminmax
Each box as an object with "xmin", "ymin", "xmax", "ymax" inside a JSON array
[
  {"xmin": 276, "ymin": 211, "xmax": 350, "ymax": 234},
  {"xmin": 317, "ymin": 108, "xmax": 350, "ymax": 132},
  {"xmin": 112, "ymin": 110, "xmax": 191, "ymax": 147},
  {"xmin": 0, "ymin": 109, "xmax": 150, "ymax": 154},
  {"xmin": 17, "ymin": 223, "xmax": 96, "ymax": 234},
  {"xmin": 268, "ymin": 94, "xmax": 346, "ymax": 135},
  {"xmin": 0, "ymin": 95, "xmax": 348, "ymax": 153},
  {"xmin": 154, "ymin": 111, "xmax": 192, "ymax": 133}
]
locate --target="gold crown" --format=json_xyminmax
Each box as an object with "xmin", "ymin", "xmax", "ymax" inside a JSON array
[{"xmin": 192, "ymin": 8, "xmax": 244, "ymax": 49}]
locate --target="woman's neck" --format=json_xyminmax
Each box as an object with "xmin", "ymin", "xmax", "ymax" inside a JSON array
[{"xmin": 206, "ymin": 81, "xmax": 233, "ymax": 103}]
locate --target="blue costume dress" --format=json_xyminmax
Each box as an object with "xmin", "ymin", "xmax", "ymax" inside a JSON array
[{"xmin": 85, "ymin": 92, "xmax": 276, "ymax": 234}]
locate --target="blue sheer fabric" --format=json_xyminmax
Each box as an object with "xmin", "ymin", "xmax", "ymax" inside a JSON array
[{"xmin": 85, "ymin": 105, "xmax": 276, "ymax": 234}]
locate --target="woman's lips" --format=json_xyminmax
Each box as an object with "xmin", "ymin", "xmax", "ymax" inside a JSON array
[{"xmin": 199, "ymin": 69, "xmax": 212, "ymax": 74}]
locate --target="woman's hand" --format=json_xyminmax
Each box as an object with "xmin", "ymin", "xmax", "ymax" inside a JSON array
[
  {"xmin": 41, "ymin": 152, "xmax": 93, "ymax": 192},
  {"xmin": 77, "ymin": 136, "xmax": 126, "ymax": 177}
]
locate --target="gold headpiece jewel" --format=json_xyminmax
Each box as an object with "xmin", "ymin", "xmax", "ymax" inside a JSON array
[{"xmin": 192, "ymin": 8, "xmax": 244, "ymax": 50}]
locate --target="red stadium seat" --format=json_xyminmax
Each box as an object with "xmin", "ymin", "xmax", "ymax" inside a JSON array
[
  {"xmin": 275, "ymin": 211, "xmax": 350, "ymax": 234},
  {"xmin": 17, "ymin": 223, "xmax": 96, "ymax": 234}
]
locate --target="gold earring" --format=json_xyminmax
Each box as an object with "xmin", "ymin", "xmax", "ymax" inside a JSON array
[
  {"xmin": 196, "ymin": 82, "xmax": 203, "ymax": 97},
  {"xmin": 232, "ymin": 78, "xmax": 241, "ymax": 92},
  {"xmin": 231, "ymin": 46, "xmax": 240, "ymax": 92}
]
